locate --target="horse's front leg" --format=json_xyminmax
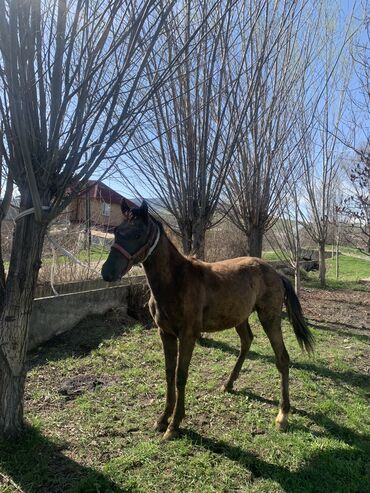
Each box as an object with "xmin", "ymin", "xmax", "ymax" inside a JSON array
[
  {"xmin": 155, "ymin": 329, "xmax": 178, "ymax": 432},
  {"xmin": 163, "ymin": 334, "xmax": 196, "ymax": 440}
]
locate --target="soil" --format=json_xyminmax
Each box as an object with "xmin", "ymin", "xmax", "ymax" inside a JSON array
[
  {"xmin": 58, "ymin": 374, "xmax": 115, "ymax": 400},
  {"xmin": 300, "ymin": 288, "xmax": 370, "ymax": 333}
]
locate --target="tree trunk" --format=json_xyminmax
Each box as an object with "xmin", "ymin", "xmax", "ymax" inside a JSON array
[
  {"xmin": 0, "ymin": 222, "xmax": 6, "ymax": 311},
  {"xmin": 248, "ymin": 226, "xmax": 264, "ymax": 258},
  {"xmin": 294, "ymin": 247, "xmax": 301, "ymax": 297},
  {"xmin": 294, "ymin": 262, "xmax": 301, "ymax": 298},
  {"xmin": 0, "ymin": 355, "xmax": 26, "ymax": 438},
  {"xmin": 181, "ymin": 233, "xmax": 192, "ymax": 256},
  {"xmin": 318, "ymin": 241, "xmax": 326, "ymax": 288},
  {"xmin": 192, "ymin": 223, "xmax": 205, "ymax": 260},
  {"xmin": 0, "ymin": 214, "xmax": 46, "ymax": 439},
  {"xmin": 180, "ymin": 220, "xmax": 192, "ymax": 256}
]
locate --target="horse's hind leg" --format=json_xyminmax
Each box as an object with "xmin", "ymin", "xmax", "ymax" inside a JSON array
[
  {"xmin": 222, "ymin": 320, "xmax": 253, "ymax": 392},
  {"xmin": 257, "ymin": 309, "xmax": 290, "ymax": 431}
]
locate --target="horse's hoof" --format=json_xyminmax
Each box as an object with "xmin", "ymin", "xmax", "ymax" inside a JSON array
[
  {"xmin": 221, "ymin": 383, "xmax": 233, "ymax": 393},
  {"xmin": 162, "ymin": 428, "xmax": 179, "ymax": 441},
  {"xmin": 154, "ymin": 420, "xmax": 168, "ymax": 432},
  {"xmin": 275, "ymin": 410, "xmax": 289, "ymax": 432}
]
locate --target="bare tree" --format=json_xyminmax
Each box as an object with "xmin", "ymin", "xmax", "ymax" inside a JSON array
[
  {"xmin": 341, "ymin": 150, "xmax": 370, "ymax": 253},
  {"xmin": 267, "ymin": 177, "xmax": 303, "ymax": 296},
  {"xmin": 222, "ymin": 0, "xmax": 320, "ymax": 258},
  {"xmin": 298, "ymin": 6, "xmax": 354, "ymax": 287},
  {"xmin": 340, "ymin": 5, "xmax": 369, "ymax": 253},
  {"xmin": 0, "ymin": 0, "xmax": 183, "ymax": 438},
  {"xmin": 118, "ymin": 0, "xmax": 269, "ymax": 258}
]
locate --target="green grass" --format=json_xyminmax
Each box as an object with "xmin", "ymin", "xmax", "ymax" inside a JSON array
[
  {"xmin": 262, "ymin": 250, "xmax": 282, "ymax": 262},
  {"xmin": 326, "ymin": 245, "xmax": 369, "ymax": 259},
  {"xmin": 23, "ymin": 245, "xmax": 110, "ymax": 270},
  {"xmin": 263, "ymin": 249, "xmax": 370, "ymax": 292},
  {"xmin": 0, "ymin": 312, "xmax": 369, "ymax": 493},
  {"xmin": 305, "ymin": 254, "xmax": 369, "ymax": 292},
  {"xmin": 77, "ymin": 245, "xmax": 109, "ymax": 262}
]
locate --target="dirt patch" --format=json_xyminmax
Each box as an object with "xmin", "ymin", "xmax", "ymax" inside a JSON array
[
  {"xmin": 301, "ymin": 288, "xmax": 370, "ymax": 332},
  {"xmin": 58, "ymin": 374, "xmax": 114, "ymax": 400},
  {"xmin": 300, "ymin": 288, "xmax": 370, "ymax": 376}
]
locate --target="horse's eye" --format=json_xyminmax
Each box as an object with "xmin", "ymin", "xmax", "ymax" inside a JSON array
[{"xmin": 135, "ymin": 234, "xmax": 141, "ymax": 240}]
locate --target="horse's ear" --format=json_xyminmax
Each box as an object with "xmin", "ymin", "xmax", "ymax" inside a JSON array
[
  {"xmin": 140, "ymin": 200, "xmax": 148, "ymax": 214},
  {"xmin": 121, "ymin": 198, "xmax": 131, "ymax": 214},
  {"xmin": 140, "ymin": 200, "xmax": 149, "ymax": 223}
]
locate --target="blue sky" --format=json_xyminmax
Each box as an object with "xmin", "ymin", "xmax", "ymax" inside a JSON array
[{"xmin": 100, "ymin": 0, "xmax": 367, "ymax": 202}]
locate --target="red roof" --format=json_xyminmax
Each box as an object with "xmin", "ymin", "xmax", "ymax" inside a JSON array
[{"xmin": 82, "ymin": 181, "xmax": 135, "ymax": 207}]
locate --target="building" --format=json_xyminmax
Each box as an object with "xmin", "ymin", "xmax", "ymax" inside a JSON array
[{"xmin": 69, "ymin": 181, "xmax": 134, "ymax": 231}]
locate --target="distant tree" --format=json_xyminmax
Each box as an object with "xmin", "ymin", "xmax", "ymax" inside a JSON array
[
  {"xmin": 341, "ymin": 150, "xmax": 370, "ymax": 253},
  {"xmin": 222, "ymin": 0, "xmax": 320, "ymax": 258},
  {"xmin": 298, "ymin": 3, "xmax": 354, "ymax": 287},
  {"xmin": 120, "ymin": 0, "xmax": 263, "ymax": 258},
  {"xmin": 340, "ymin": 5, "xmax": 369, "ymax": 253},
  {"xmin": 267, "ymin": 175, "xmax": 303, "ymax": 296}
]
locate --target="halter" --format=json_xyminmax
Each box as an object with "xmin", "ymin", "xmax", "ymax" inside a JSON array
[{"xmin": 110, "ymin": 221, "xmax": 160, "ymax": 272}]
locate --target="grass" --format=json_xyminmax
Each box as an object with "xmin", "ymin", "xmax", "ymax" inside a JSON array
[
  {"xmin": 305, "ymin": 254, "xmax": 369, "ymax": 292},
  {"xmin": 0, "ymin": 311, "xmax": 369, "ymax": 493},
  {"xmin": 326, "ymin": 245, "xmax": 370, "ymax": 259},
  {"xmin": 77, "ymin": 245, "xmax": 109, "ymax": 262},
  {"xmin": 261, "ymin": 250, "xmax": 283, "ymax": 262},
  {"xmin": 262, "ymin": 248, "xmax": 370, "ymax": 292},
  {"xmin": 39, "ymin": 245, "xmax": 109, "ymax": 266}
]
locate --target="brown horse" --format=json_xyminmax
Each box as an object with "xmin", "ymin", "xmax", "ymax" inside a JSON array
[{"xmin": 102, "ymin": 199, "xmax": 314, "ymax": 440}]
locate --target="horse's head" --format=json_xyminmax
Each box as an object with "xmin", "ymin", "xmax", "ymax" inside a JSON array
[{"xmin": 101, "ymin": 198, "xmax": 158, "ymax": 282}]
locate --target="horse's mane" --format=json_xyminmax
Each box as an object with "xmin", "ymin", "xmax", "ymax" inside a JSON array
[{"xmin": 149, "ymin": 214, "xmax": 188, "ymax": 260}]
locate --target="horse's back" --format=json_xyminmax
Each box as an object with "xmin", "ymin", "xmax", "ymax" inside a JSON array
[{"xmin": 189, "ymin": 256, "xmax": 284, "ymax": 332}]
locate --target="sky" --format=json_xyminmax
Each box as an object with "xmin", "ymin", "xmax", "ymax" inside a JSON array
[{"xmin": 97, "ymin": 0, "xmax": 367, "ymax": 203}]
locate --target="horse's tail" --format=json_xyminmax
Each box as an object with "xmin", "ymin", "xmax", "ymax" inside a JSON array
[{"xmin": 281, "ymin": 276, "xmax": 314, "ymax": 353}]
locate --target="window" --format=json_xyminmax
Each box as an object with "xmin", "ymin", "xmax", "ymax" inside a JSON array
[{"xmin": 101, "ymin": 202, "xmax": 111, "ymax": 217}]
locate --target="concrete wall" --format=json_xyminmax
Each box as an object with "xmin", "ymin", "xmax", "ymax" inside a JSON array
[
  {"xmin": 35, "ymin": 277, "xmax": 126, "ymax": 298},
  {"xmin": 29, "ymin": 276, "xmax": 146, "ymax": 350}
]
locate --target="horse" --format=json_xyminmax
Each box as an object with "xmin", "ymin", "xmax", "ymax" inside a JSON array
[{"xmin": 102, "ymin": 199, "xmax": 314, "ymax": 440}]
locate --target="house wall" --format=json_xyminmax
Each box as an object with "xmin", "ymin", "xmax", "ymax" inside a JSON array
[{"xmin": 69, "ymin": 197, "xmax": 123, "ymax": 228}]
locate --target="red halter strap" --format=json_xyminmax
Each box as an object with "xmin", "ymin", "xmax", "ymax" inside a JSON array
[{"xmin": 110, "ymin": 222, "xmax": 158, "ymax": 272}]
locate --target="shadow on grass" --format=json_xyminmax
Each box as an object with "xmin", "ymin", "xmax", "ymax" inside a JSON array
[
  {"xmin": 184, "ymin": 424, "xmax": 369, "ymax": 493},
  {"xmin": 184, "ymin": 388, "xmax": 369, "ymax": 492},
  {"xmin": 233, "ymin": 389, "xmax": 368, "ymax": 444},
  {"xmin": 199, "ymin": 338, "xmax": 369, "ymax": 390},
  {"xmin": 303, "ymin": 277, "xmax": 369, "ymax": 292},
  {"xmin": 309, "ymin": 320, "xmax": 370, "ymax": 344},
  {"xmin": 27, "ymin": 311, "xmax": 139, "ymax": 370},
  {"xmin": 198, "ymin": 336, "xmax": 239, "ymax": 355},
  {"xmin": 0, "ymin": 426, "xmax": 128, "ymax": 493}
]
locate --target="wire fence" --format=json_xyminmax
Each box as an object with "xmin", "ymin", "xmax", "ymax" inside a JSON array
[{"xmin": 1, "ymin": 201, "xmax": 144, "ymax": 296}]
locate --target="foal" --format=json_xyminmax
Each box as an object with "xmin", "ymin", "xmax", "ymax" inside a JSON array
[{"xmin": 102, "ymin": 200, "xmax": 314, "ymax": 440}]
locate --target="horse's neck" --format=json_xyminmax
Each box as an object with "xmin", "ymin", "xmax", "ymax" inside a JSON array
[{"xmin": 142, "ymin": 229, "xmax": 186, "ymax": 293}]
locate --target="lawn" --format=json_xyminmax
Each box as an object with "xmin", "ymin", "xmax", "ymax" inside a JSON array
[
  {"xmin": 262, "ymin": 249, "xmax": 370, "ymax": 292},
  {"xmin": 0, "ymin": 306, "xmax": 369, "ymax": 493},
  {"xmin": 305, "ymin": 254, "xmax": 370, "ymax": 291}
]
